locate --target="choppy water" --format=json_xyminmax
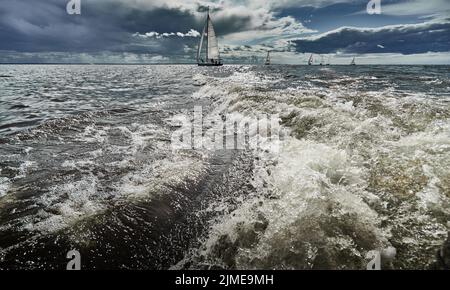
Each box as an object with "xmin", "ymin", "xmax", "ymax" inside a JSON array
[{"xmin": 0, "ymin": 64, "xmax": 449, "ymax": 269}]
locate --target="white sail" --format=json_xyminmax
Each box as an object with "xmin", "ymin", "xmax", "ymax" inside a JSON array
[
  {"xmin": 197, "ymin": 8, "xmax": 222, "ymax": 65},
  {"xmin": 207, "ymin": 17, "xmax": 220, "ymax": 60},
  {"xmin": 265, "ymin": 51, "xmax": 270, "ymax": 65},
  {"xmin": 350, "ymin": 57, "xmax": 356, "ymax": 65},
  {"xmin": 308, "ymin": 54, "xmax": 313, "ymax": 65},
  {"xmin": 197, "ymin": 25, "xmax": 206, "ymax": 63}
]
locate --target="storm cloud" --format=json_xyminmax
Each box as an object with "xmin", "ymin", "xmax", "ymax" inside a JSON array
[{"xmin": 293, "ymin": 19, "xmax": 450, "ymax": 54}]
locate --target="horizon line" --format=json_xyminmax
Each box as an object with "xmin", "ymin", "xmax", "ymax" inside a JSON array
[{"xmin": 1, "ymin": 63, "xmax": 449, "ymax": 66}]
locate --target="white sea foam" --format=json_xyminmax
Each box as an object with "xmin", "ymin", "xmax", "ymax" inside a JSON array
[
  {"xmin": 176, "ymin": 69, "xmax": 449, "ymax": 269},
  {"xmin": 191, "ymin": 138, "xmax": 388, "ymax": 269},
  {"xmin": 27, "ymin": 144, "xmax": 207, "ymax": 234},
  {"xmin": 27, "ymin": 175, "xmax": 103, "ymax": 233},
  {"xmin": 16, "ymin": 161, "xmax": 36, "ymax": 179},
  {"xmin": 0, "ymin": 176, "xmax": 10, "ymax": 198},
  {"xmin": 116, "ymin": 154, "xmax": 206, "ymax": 199},
  {"xmin": 79, "ymin": 125, "xmax": 109, "ymax": 143},
  {"xmin": 61, "ymin": 159, "xmax": 95, "ymax": 169}
]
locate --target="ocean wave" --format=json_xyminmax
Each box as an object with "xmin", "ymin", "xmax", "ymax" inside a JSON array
[
  {"xmin": 0, "ymin": 176, "xmax": 10, "ymax": 198},
  {"xmin": 177, "ymin": 68, "xmax": 450, "ymax": 269},
  {"xmin": 1, "ymin": 65, "xmax": 448, "ymax": 269}
]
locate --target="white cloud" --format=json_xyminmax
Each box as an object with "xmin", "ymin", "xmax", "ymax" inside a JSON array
[
  {"xmin": 222, "ymin": 15, "xmax": 316, "ymax": 46},
  {"xmin": 179, "ymin": 29, "xmax": 201, "ymax": 37},
  {"xmin": 381, "ymin": 0, "xmax": 450, "ymax": 16},
  {"xmin": 115, "ymin": 0, "xmax": 315, "ymax": 48},
  {"xmin": 297, "ymin": 18, "xmax": 449, "ymax": 41},
  {"xmin": 133, "ymin": 29, "xmax": 200, "ymax": 39}
]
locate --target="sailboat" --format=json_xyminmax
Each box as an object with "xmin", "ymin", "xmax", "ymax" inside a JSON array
[
  {"xmin": 265, "ymin": 51, "xmax": 271, "ymax": 65},
  {"xmin": 197, "ymin": 8, "xmax": 223, "ymax": 66},
  {"xmin": 350, "ymin": 57, "xmax": 356, "ymax": 66},
  {"xmin": 326, "ymin": 56, "xmax": 331, "ymax": 66},
  {"xmin": 308, "ymin": 54, "xmax": 313, "ymax": 65},
  {"xmin": 319, "ymin": 55, "xmax": 324, "ymax": 66}
]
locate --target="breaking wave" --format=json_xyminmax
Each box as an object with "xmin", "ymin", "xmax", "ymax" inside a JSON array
[
  {"xmin": 175, "ymin": 67, "xmax": 450, "ymax": 269},
  {"xmin": 0, "ymin": 65, "xmax": 448, "ymax": 269}
]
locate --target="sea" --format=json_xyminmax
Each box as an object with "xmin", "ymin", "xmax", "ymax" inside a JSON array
[{"xmin": 0, "ymin": 64, "xmax": 449, "ymax": 269}]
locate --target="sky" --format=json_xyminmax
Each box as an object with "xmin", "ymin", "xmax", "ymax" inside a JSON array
[{"xmin": 0, "ymin": 0, "xmax": 449, "ymax": 64}]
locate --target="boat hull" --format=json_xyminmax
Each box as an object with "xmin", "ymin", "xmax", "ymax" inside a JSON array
[{"xmin": 198, "ymin": 63, "xmax": 223, "ymax": 67}]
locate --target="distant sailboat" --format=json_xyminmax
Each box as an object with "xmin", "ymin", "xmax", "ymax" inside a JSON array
[
  {"xmin": 197, "ymin": 8, "xmax": 223, "ymax": 66},
  {"xmin": 308, "ymin": 54, "xmax": 313, "ymax": 65},
  {"xmin": 319, "ymin": 55, "xmax": 324, "ymax": 66},
  {"xmin": 265, "ymin": 51, "xmax": 271, "ymax": 65},
  {"xmin": 326, "ymin": 56, "xmax": 331, "ymax": 66},
  {"xmin": 350, "ymin": 57, "xmax": 356, "ymax": 66}
]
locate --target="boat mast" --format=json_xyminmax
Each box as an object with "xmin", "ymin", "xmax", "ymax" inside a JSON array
[{"xmin": 206, "ymin": 7, "xmax": 209, "ymax": 62}]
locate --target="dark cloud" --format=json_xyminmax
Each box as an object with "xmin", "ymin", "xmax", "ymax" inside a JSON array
[
  {"xmin": 293, "ymin": 20, "xmax": 450, "ymax": 54},
  {"xmin": 0, "ymin": 0, "xmax": 203, "ymax": 55}
]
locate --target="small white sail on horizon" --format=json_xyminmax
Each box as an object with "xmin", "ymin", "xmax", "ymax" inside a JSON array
[
  {"xmin": 350, "ymin": 57, "xmax": 356, "ymax": 66},
  {"xmin": 308, "ymin": 54, "xmax": 313, "ymax": 65},
  {"xmin": 197, "ymin": 8, "xmax": 222, "ymax": 66},
  {"xmin": 265, "ymin": 51, "xmax": 271, "ymax": 65}
]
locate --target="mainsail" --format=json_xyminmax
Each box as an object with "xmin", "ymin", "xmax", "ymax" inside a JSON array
[
  {"xmin": 350, "ymin": 57, "xmax": 356, "ymax": 65},
  {"xmin": 197, "ymin": 8, "xmax": 222, "ymax": 66},
  {"xmin": 207, "ymin": 18, "xmax": 219, "ymax": 60}
]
